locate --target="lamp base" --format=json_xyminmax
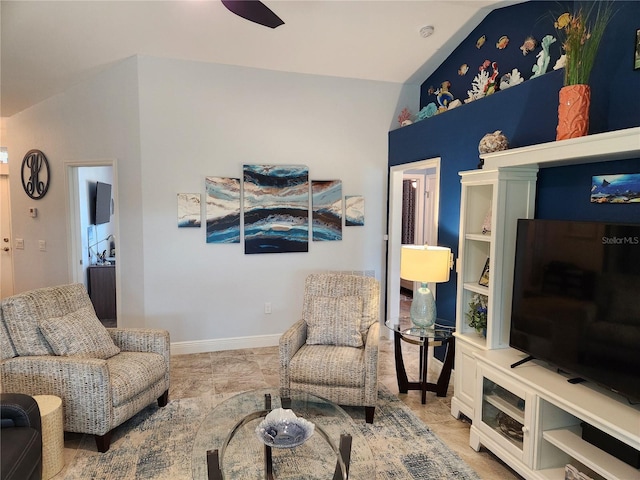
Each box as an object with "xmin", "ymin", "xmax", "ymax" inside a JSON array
[{"xmin": 410, "ymin": 283, "xmax": 436, "ymax": 328}]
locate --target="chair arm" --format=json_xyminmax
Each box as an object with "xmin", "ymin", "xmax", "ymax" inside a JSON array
[
  {"xmin": 363, "ymin": 321, "xmax": 380, "ymax": 405},
  {"xmin": 0, "ymin": 356, "xmax": 113, "ymax": 434},
  {"xmin": 279, "ymin": 320, "xmax": 307, "ymax": 363},
  {"xmin": 0, "ymin": 393, "xmax": 41, "ymax": 431},
  {"xmin": 108, "ymin": 328, "xmax": 170, "ymax": 366},
  {"xmin": 279, "ymin": 320, "xmax": 307, "ymax": 390}
]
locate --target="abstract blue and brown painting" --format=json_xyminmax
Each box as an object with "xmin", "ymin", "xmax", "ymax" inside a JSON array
[
  {"xmin": 312, "ymin": 180, "xmax": 342, "ymax": 241},
  {"xmin": 345, "ymin": 195, "xmax": 365, "ymax": 226},
  {"xmin": 177, "ymin": 193, "xmax": 201, "ymax": 228},
  {"xmin": 591, "ymin": 174, "xmax": 640, "ymax": 203},
  {"xmin": 243, "ymin": 165, "xmax": 309, "ymax": 254},
  {"xmin": 206, "ymin": 177, "xmax": 241, "ymax": 243}
]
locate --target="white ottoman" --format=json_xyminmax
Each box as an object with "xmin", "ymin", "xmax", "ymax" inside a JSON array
[{"xmin": 33, "ymin": 395, "xmax": 65, "ymax": 480}]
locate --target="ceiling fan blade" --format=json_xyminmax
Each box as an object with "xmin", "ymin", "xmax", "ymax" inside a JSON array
[{"xmin": 221, "ymin": 0, "xmax": 284, "ymax": 29}]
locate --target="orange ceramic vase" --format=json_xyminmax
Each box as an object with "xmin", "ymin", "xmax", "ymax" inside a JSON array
[{"xmin": 556, "ymin": 84, "xmax": 591, "ymax": 140}]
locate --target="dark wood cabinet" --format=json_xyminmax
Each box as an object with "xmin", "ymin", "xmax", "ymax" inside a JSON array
[{"xmin": 87, "ymin": 265, "xmax": 116, "ymax": 322}]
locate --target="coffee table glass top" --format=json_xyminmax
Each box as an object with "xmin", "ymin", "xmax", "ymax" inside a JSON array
[
  {"xmin": 192, "ymin": 388, "xmax": 375, "ymax": 479},
  {"xmin": 385, "ymin": 317, "xmax": 454, "ymax": 340}
]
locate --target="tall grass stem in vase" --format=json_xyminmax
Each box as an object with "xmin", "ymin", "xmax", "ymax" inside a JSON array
[{"xmin": 554, "ymin": 3, "xmax": 614, "ymax": 140}]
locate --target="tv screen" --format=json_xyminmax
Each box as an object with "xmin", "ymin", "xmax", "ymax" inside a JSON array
[
  {"xmin": 94, "ymin": 181, "xmax": 112, "ymax": 225},
  {"xmin": 510, "ymin": 219, "xmax": 640, "ymax": 402}
]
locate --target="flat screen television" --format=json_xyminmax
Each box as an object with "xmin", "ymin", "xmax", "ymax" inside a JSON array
[
  {"xmin": 94, "ymin": 181, "xmax": 112, "ymax": 225},
  {"xmin": 510, "ymin": 219, "xmax": 640, "ymax": 402}
]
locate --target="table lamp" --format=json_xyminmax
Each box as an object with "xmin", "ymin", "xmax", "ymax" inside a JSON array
[{"xmin": 400, "ymin": 245, "xmax": 451, "ymax": 328}]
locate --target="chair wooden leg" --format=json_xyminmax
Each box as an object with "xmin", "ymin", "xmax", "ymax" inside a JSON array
[
  {"xmin": 95, "ymin": 431, "xmax": 112, "ymax": 452},
  {"xmin": 158, "ymin": 389, "xmax": 169, "ymax": 407},
  {"xmin": 365, "ymin": 406, "xmax": 375, "ymax": 423}
]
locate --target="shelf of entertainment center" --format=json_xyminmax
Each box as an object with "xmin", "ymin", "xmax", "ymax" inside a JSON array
[
  {"xmin": 462, "ymin": 283, "xmax": 488, "ymax": 296},
  {"xmin": 466, "ymin": 233, "xmax": 492, "ymax": 242},
  {"xmin": 474, "ymin": 348, "xmax": 640, "ymax": 480},
  {"xmin": 541, "ymin": 426, "xmax": 638, "ymax": 480}
]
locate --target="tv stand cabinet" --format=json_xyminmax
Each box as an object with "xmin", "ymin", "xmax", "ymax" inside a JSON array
[
  {"xmin": 471, "ymin": 348, "xmax": 639, "ymax": 480},
  {"xmin": 451, "ymin": 127, "xmax": 640, "ymax": 479}
]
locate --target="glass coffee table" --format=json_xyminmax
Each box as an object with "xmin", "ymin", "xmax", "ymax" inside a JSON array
[{"xmin": 192, "ymin": 388, "xmax": 375, "ymax": 479}]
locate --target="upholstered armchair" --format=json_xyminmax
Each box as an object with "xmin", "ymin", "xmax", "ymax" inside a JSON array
[
  {"xmin": 279, "ymin": 273, "xmax": 380, "ymax": 423},
  {"xmin": 0, "ymin": 283, "xmax": 170, "ymax": 453}
]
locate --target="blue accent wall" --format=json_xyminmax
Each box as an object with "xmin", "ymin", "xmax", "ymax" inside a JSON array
[{"xmin": 389, "ymin": 0, "xmax": 640, "ymax": 326}]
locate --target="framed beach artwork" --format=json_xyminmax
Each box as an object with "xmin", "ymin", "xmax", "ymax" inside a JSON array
[
  {"xmin": 243, "ymin": 164, "xmax": 309, "ymax": 254},
  {"xmin": 590, "ymin": 173, "xmax": 640, "ymax": 203},
  {"xmin": 205, "ymin": 176, "xmax": 241, "ymax": 243},
  {"xmin": 312, "ymin": 180, "xmax": 343, "ymax": 241},
  {"xmin": 345, "ymin": 195, "xmax": 365, "ymax": 226},
  {"xmin": 177, "ymin": 193, "xmax": 201, "ymax": 228}
]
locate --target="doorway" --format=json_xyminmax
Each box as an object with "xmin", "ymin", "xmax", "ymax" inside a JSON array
[
  {"xmin": 387, "ymin": 158, "xmax": 441, "ymax": 323},
  {"xmin": 67, "ymin": 162, "xmax": 118, "ymax": 326},
  {"xmin": 0, "ymin": 157, "xmax": 14, "ymax": 299}
]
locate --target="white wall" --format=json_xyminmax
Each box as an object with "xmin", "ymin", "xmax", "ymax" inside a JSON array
[
  {"xmin": 7, "ymin": 56, "xmax": 145, "ymax": 321},
  {"xmin": 7, "ymin": 54, "xmax": 419, "ymax": 351}
]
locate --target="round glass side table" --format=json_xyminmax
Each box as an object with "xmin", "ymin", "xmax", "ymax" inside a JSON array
[{"xmin": 384, "ymin": 317, "xmax": 455, "ymax": 404}]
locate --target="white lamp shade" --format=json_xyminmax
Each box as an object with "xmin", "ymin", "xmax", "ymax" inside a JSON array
[{"xmin": 400, "ymin": 245, "xmax": 451, "ymax": 283}]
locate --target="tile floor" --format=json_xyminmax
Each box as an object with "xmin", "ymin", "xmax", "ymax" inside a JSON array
[
  {"xmin": 168, "ymin": 337, "xmax": 522, "ymax": 480},
  {"xmin": 55, "ymin": 337, "xmax": 521, "ymax": 479}
]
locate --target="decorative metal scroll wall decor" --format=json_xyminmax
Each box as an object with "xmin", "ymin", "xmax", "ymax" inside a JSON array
[
  {"xmin": 312, "ymin": 180, "xmax": 343, "ymax": 241},
  {"xmin": 21, "ymin": 149, "xmax": 50, "ymax": 199},
  {"xmin": 206, "ymin": 176, "xmax": 241, "ymax": 243},
  {"xmin": 243, "ymin": 164, "xmax": 309, "ymax": 254},
  {"xmin": 177, "ymin": 193, "xmax": 202, "ymax": 228}
]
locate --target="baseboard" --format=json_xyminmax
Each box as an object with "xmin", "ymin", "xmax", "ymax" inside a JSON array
[{"xmin": 170, "ymin": 333, "xmax": 281, "ymax": 355}]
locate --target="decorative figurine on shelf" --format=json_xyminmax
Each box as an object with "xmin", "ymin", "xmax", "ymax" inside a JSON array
[
  {"xmin": 436, "ymin": 81, "xmax": 455, "ymax": 109},
  {"xmin": 397, "ymin": 107, "xmax": 414, "ymax": 127},
  {"xmin": 478, "ymin": 130, "xmax": 509, "ymax": 168},
  {"xmin": 499, "ymin": 68, "xmax": 524, "ymax": 90},
  {"xmin": 520, "ymin": 36, "xmax": 537, "ymax": 56},
  {"xmin": 484, "ymin": 62, "xmax": 499, "ymax": 95},
  {"xmin": 531, "ymin": 34, "xmax": 556, "ymax": 78},
  {"xmin": 416, "ymin": 102, "xmax": 438, "ymax": 121}
]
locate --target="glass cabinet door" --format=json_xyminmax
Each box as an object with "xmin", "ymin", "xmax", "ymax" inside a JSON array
[{"xmin": 481, "ymin": 377, "xmax": 526, "ymax": 451}]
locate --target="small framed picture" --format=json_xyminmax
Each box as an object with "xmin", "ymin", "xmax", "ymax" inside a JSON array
[
  {"xmin": 478, "ymin": 258, "xmax": 490, "ymax": 286},
  {"xmin": 635, "ymin": 29, "xmax": 640, "ymax": 71}
]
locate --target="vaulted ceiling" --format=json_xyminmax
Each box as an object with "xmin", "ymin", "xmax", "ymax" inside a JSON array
[{"xmin": 1, "ymin": 0, "xmax": 519, "ymax": 117}]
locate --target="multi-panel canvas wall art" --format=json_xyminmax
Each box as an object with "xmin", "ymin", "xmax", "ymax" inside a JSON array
[
  {"xmin": 243, "ymin": 165, "xmax": 309, "ymax": 254},
  {"xmin": 312, "ymin": 180, "xmax": 343, "ymax": 241},
  {"xmin": 177, "ymin": 193, "xmax": 201, "ymax": 228},
  {"xmin": 205, "ymin": 177, "xmax": 241, "ymax": 243},
  {"xmin": 345, "ymin": 195, "xmax": 365, "ymax": 226}
]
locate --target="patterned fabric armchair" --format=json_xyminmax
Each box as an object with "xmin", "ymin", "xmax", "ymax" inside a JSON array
[
  {"xmin": 0, "ymin": 283, "xmax": 170, "ymax": 453},
  {"xmin": 279, "ymin": 273, "xmax": 380, "ymax": 423}
]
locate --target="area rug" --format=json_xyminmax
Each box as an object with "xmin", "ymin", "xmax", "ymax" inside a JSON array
[{"xmin": 59, "ymin": 387, "xmax": 480, "ymax": 479}]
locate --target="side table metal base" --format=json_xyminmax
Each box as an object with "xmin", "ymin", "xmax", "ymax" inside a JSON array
[{"xmin": 393, "ymin": 331, "xmax": 455, "ymax": 404}]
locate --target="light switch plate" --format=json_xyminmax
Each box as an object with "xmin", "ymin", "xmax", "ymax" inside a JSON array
[{"xmin": 15, "ymin": 238, "xmax": 24, "ymax": 249}]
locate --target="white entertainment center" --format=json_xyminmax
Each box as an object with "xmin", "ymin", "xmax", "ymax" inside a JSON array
[{"xmin": 451, "ymin": 127, "xmax": 640, "ymax": 480}]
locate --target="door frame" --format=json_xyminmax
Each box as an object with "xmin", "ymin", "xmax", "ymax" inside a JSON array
[
  {"xmin": 386, "ymin": 157, "xmax": 441, "ymax": 324},
  {"xmin": 0, "ymin": 162, "xmax": 14, "ymax": 298},
  {"xmin": 65, "ymin": 159, "xmax": 119, "ymax": 293}
]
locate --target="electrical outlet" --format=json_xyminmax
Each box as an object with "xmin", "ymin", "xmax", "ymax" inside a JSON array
[
  {"xmin": 15, "ymin": 238, "xmax": 24, "ymax": 250},
  {"xmin": 39, "ymin": 240, "xmax": 46, "ymax": 251},
  {"xmin": 264, "ymin": 302, "xmax": 272, "ymax": 314}
]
